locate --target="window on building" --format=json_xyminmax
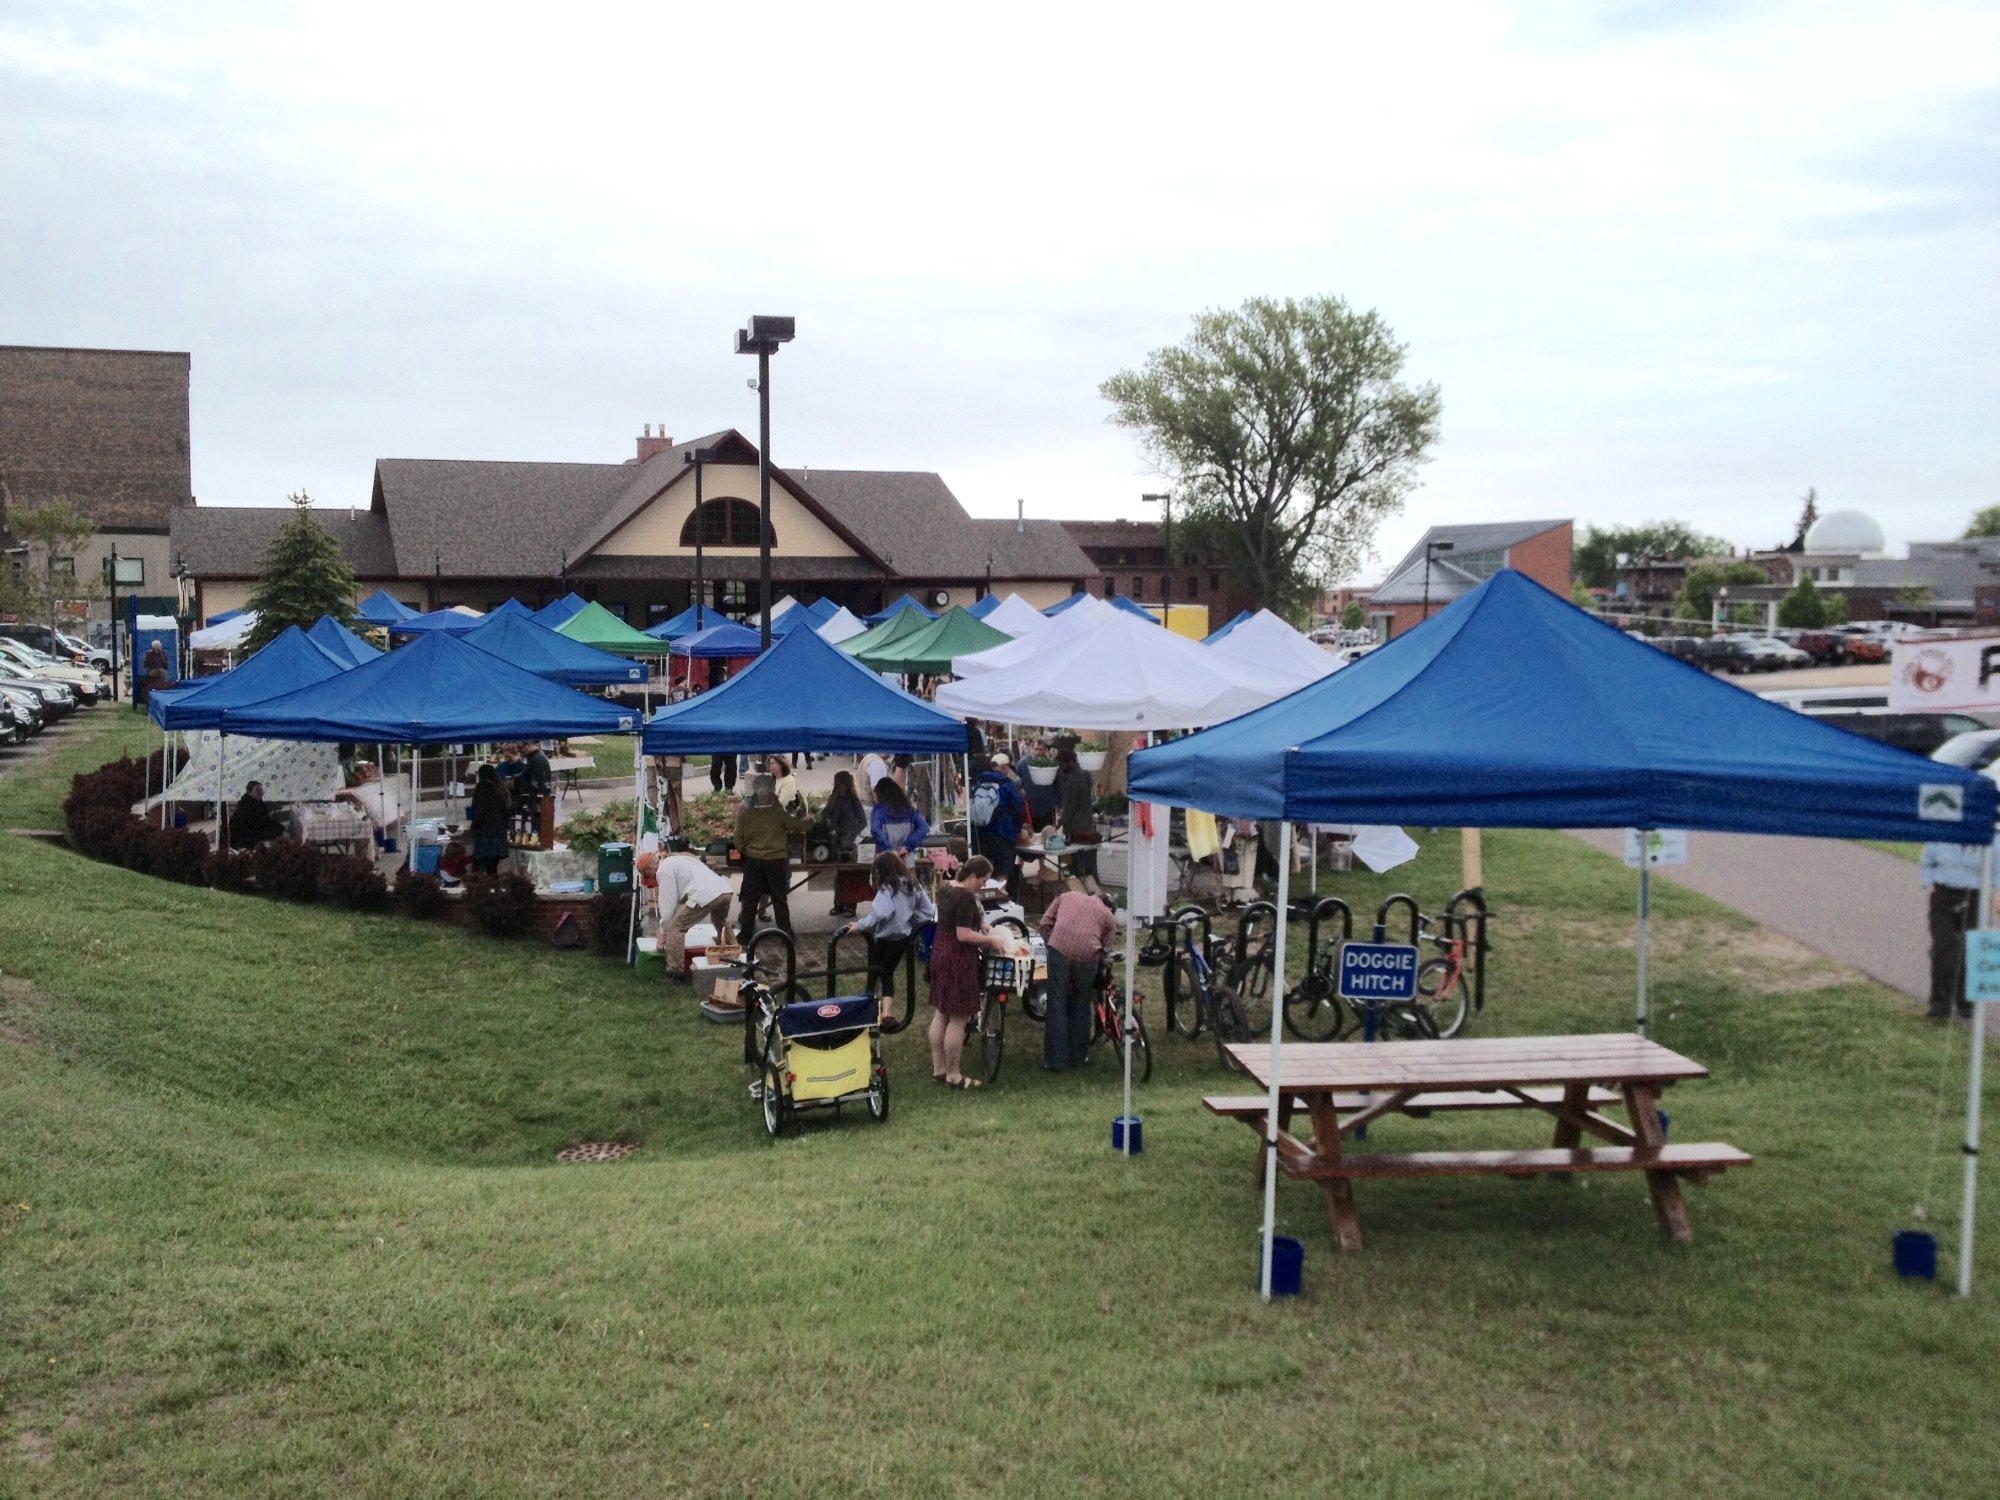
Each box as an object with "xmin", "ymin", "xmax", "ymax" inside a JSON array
[
  {"xmin": 719, "ymin": 581, "xmax": 749, "ymax": 615},
  {"xmin": 604, "ymin": 601, "xmax": 629, "ymax": 621},
  {"xmin": 679, "ymin": 498, "xmax": 773, "ymax": 548},
  {"xmin": 1102, "ymin": 576, "xmax": 1116, "ymax": 598},
  {"xmin": 51, "ymin": 556, "xmax": 75, "ymax": 578},
  {"xmin": 646, "ymin": 601, "xmax": 673, "ymax": 623}
]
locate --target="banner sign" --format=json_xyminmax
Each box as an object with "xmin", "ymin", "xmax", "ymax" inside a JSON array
[
  {"xmin": 1624, "ymin": 829, "xmax": 1688, "ymax": 868},
  {"xmin": 1964, "ymin": 929, "xmax": 2000, "ymax": 1004},
  {"xmin": 1336, "ymin": 941, "xmax": 1420, "ymax": 1003},
  {"xmin": 1889, "ymin": 636, "xmax": 2000, "ymax": 713}
]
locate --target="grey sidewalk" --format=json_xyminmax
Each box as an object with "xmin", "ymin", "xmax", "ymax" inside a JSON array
[{"xmin": 1568, "ymin": 829, "xmax": 1928, "ymax": 1000}]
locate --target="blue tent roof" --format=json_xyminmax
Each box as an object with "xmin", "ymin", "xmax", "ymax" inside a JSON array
[
  {"xmin": 219, "ymin": 628, "xmax": 640, "ymax": 744},
  {"xmin": 203, "ymin": 607, "xmax": 248, "ymax": 627},
  {"xmin": 1203, "ymin": 609, "xmax": 1253, "ymax": 644},
  {"xmin": 488, "ymin": 599, "xmax": 534, "ymax": 621},
  {"xmin": 642, "ymin": 621, "xmax": 970, "ymax": 755},
  {"xmin": 1044, "ymin": 592, "xmax": 1089, "ymax": 616},
  {"xmin": 353, "ymin": 589, "xmax": 418, "ymax": 627},
  {"xmin": 460, "ymin": 611, "xmax": 646, "ymax": 685},
  {"xmin": 1109, "ymin": 595, "xmax": 1157, "ymax": 620},
  {"xmin": 148, "ymin": 626, "xmax": 348, "ymax": 730},
  {"xmin": 1130, "ymin": 569, "xmax": 1999, "ymax": 844},
  {"xmin": 964, "ymin": 594, "xmax": 1002, "ymax": 620},
  {"xmin": 305, "ymin": 616, "xmax": 384, "ymax": 668},
  {"xmin": 645, "ymin": 603, "xmax": 729, "ymax": 641},
  {"xmin": 530, "ymin": 592, "xmax": 590, "ymax": 628},
  {"xmin": 770, "ymin": 602, "xmax": 834, "ymax": 637},
  {"xmin": 671, "ymin": 621, "xmax": 765, "ymax": 659},
  {"xmin": 866, "ymin": 593, "xmax": 938, "ymax": 625},
  {"xmin": 389, "ymin": 607, "xmax": 485, "ymax": 636}
]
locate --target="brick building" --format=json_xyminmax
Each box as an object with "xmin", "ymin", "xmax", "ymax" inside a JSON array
[
  {"xmin": 1366, "ymin": 519, "xmax": 1573, "ymax": 638},
  {"xmin": 1056, "ymin": 518, "xmax": 1257, "ymax": 627},
  {"xmin": 0, "ymin": 345, "xmax": 191, "ymax": 616}
]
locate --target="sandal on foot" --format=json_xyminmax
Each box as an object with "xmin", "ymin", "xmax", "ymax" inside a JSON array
[{"xmin": 945, "ymin": 1075, "xmax": 983, "ymax": 1090}]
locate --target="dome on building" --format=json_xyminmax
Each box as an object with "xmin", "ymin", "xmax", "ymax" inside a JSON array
[{"xmin": 1804, "ymin": 508, "xmax": 1886, "ymax": 555}]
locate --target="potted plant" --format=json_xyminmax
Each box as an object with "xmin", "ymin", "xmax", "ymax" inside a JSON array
[
  {"xmin": 1075, "ymin": 739, "xmax": 1108, "ymax": 772},
  {"xmin": 1023, "ymin": 753, "xmax": 1059, "ymax": 787}
]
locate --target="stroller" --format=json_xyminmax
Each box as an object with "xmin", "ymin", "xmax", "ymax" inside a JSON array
[{"xmin": 754, "ymin": 989, "xmax": 890, "ymax": 1137}]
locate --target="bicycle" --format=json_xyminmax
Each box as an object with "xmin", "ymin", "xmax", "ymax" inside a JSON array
[
  {"xmin": 1413, "ymin": 914, "xmax": 1473, "ymax": 1039},
  {"xmin": 1173, "ymin": 919, "xmax": 1275, "ymax": 1074},
  {"xmin": 968, "ymin": 915, "xmax": 1033, "ymax": 1084},
  {"xmin": 1087, "ymin": 964, "xmax": 1151, "ymax": 1083},
  {"xmin": 1278, "ymin": 938, "xmax": 1445, "ymax": 1044}
]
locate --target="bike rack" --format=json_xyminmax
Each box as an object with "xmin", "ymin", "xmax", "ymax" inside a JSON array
[
  {"xmin": 1373, "ymin": 893, "xmax": 1422, "ymax": 946},
  {"xmin": 1304, "ymin": 896, "xmax": 1354, "ymax": 974},
  {"xmin": 1443, "ymin": 886, "xmax": 1491, "ymax": 1014}
]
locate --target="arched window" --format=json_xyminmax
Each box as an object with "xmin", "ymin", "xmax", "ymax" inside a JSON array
[{"xmin": 679, "ymin": 498, "xmax": 772, "ymax": 548}]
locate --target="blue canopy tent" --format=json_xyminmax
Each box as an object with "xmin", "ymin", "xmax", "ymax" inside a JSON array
[
  {"xmin": 1044, "ymin": 591, "xmax": 1091, "ymax": 616},
  {"xmin": 460, "ymin": 611, "xmax": 646, "ymax": 686},
  {"xmin": 643, "ymin": 623, "xmax": 968, "ymax": 756},
  {"xmin": 220, "ymin": 628, "xmax": 639, "ymax": 745},
  {"xmin": 645, "ymin": 602, "xmax": 724, "ymax": 641},
  {"xmin": 354, "ymin": 590, "xmax": 417, "ymax": 627},
  {"xmin": 488, "ymin": 599, "xmax": 534, "ymax": 621},
  {"xmin": 389, "ymin": 607, "xmax": 485, "ymax": 637},
  {"xmin": 964, "ymin": 594, "xmax": 1003, "ymax": 621},
  {"xmin": 1203, "ymin": 609, "xmax": 1253, "ymax": 644},
  {"xmin": 530, "ymin": 592, "xmax": 590, "ymax": 629},
  {"xmin": 865, "ymin": 593, "xmax": 938, "ymax": 626},
  {"xmin": 306, "ymin": 616, "xmax": 384, "ymax": 669},
  {"xmin": 770, "ymin": 600, "xmax": 838, "ymax": 637},
  {"xmin": 670, "ymin": 621, "xmax": 765, "ymax": 659},
  {"xmin": 148, "ymin": 625, "xmax": 348, "ymax": 731},
  {"xmin": 1131, "ymin": 569, "xmax": 2000, "ymax": 1298}
]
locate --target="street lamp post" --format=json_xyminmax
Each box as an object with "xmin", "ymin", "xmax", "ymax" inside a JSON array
[
  {"xmin": 685, "ymin": 446, "xmax": 726, "ymax": 630},
  {"xmin": 1422, "ymin": 538, "xmax": 1455, "ymax": 620},
  {"xmin": 104, "ymin": 545, "xmax": 121, "ymax": 687},
  {"xmin": 1143, "ymin": 492, "xmax": 1172, "ymax": 615},
  {"xmin": 735, "ymin": 315, "xmax": 796, "ymax": 649},
  {"xmin": 983, "ymin": 552, "xmax": 994, "ymax": 602}
]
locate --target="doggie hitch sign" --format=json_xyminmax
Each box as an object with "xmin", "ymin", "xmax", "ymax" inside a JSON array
[{"xmin": 1337, "ymin": 941, "xmax": 1421, "ymax": 1003}]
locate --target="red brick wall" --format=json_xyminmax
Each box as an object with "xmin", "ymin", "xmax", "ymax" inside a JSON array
[
  {"xmin": 0, "ymin": 346, "xmax": 191, "ymax": 533},
  {"xmin": 1505, "ymin": 523, "xmax": 1574, "ymax": 597}
]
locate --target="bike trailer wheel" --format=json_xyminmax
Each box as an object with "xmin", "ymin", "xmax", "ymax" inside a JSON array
[
  {"xmin": 761, "ymin": 1068, "xmax": 787, "ymax": 1137},
  {"xmin": 867, "ymin": 1066, "xmax": 890, "ymax": 1122}
]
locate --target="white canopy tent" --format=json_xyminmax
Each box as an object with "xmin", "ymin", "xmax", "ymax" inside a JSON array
[
  {"xmin": 146, "ymin": 730, "xmax": 344, "ymax": 811},
  {"xmin": 768, "ymin": 595, "xmax": 802, "ymax": 620},
  {"xmin": 188, "ymin": 612, "xmax": 259, "ymax": 652},
  {"xmin": 1207, "ymin": 609, "xmax": 1338, "ymax": 684},
  {"xmin": 981, "ymin": 593, "xmax": 1053, "ymax": 637},
  {"xmin": 936, "ymin": 609, "xmax": 1312, "ymax": 730},
  {"xmin": 950, "ymin": 592, "xmax": 1120, "ymax": 678},
  {"xmin": 815, "ymin": 606, "xmax": 867, "ymax": 645}
]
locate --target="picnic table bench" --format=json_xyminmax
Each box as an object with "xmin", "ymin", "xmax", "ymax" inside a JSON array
[{"xmin": 1211, "ymin": 1034, "xmax": 1751, "ymax": 1251}]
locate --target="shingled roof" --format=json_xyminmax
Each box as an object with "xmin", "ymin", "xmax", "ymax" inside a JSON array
[
  {"xmin": 0, "ymin": 345, "xmax": 192, "ymax": 532},
  {"xmin": 169, "ymin": 504, "xmax": 398, "ymax": 576},
  {"xmin": 1369, "ymin": 520, "xmax": 1570, "ymax": 605}
]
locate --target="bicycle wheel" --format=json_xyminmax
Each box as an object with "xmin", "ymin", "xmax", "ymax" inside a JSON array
[
  {"xmin": 975, "ymin": 994, "xmax": 1006, "ymax": 1083},
  {"xmin": 1233, "ymin": 939, "xmax": 1277, "ymax": 1038},
  {"xmin": 761, "ymin": 1066, "xmax": 787, "ymax": 1137},
  {"xmin": 1283, "ymin": 973, "xmax": 1347, "ymax": 1042},
  {"xmin": 1210, "ymin": 986, "xmax": 1251, "ymax": 1073},
  {"xmin": 1415, "ymin": 958, "xmax": 1470, "ymax": 1039},
  {"xmin": 1377, "ymin": 1001, "xmax": 1440, "ymax": 1041},
  {"xmin": 1169, "ymin": 953, "xmax": 1205, "ymax": 1037},
  {"xmin": 1118, "ymin": 1011, "xmax": 1153, "ymax": 1084}
]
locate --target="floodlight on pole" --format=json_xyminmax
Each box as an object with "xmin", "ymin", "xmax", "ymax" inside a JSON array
[
  {"xmin": 1422, "ymin": 538, "xmax": 1455, "ymax": 620},
  {"xmin": 735, "ymin": 315, "xmax": 796, "ymax": 650}
]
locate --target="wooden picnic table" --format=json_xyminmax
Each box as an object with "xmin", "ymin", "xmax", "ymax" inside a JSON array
[{"xmin": 1210, "ymin": 1033, "xmax": 1751, "ymax": 1252}]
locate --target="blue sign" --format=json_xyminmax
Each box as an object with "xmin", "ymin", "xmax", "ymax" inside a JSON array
[
  {"xmin": 1965, "ymin": 930, "xmax": 2000, "ymax": 1004},
  {"xmin": 1336, "ymin": 941, "xmax": 1420, "ymax": 1003}
]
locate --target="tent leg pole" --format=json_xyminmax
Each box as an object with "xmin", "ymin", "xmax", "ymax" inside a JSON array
[
  {"xmin": 627, "ymin": 751, "xmax": 645, "ymax": 964},
  {"xmin": 1960, "ymin": 839, "xmax": 1994, "ymax": 1297},
  {"xmin": 964, "ymin": 753, "xmax": 973, "ymax": 846},
  {"xmin": 1122, "ymin": 905, "xmax": 1136, "ymax": 1159},
  {"xmin": 1259, "ymin": 823, "xmax": 1293, "ymax": 1300},
  {"xmin": 213, "ymin": 732, "xmax": 225, "ymax": 852},
  {"xmin": 1636, "ymin": 862, "xmax": 1651, "ymax": 1036}
]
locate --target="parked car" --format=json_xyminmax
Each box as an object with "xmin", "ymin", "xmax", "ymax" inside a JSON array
[
  {"xmin": 1734, "ymin": 637, "xmax": 1812, "ymax": 671},
  {"xmin": 1789, "ymin": 630, "xmax": 1849, "ymax": 665},
  {"xmin": 0, "ymin": 695, "xmax": 21, "ymax": 745},
  {"xmin": 0, "ymin": 638, "xmax": 104, "ymax": 704},
  {"xmin": 0, "ymin": 683, "xmax": 46, "ymax": 736},
  {"xmin": 0, "ymin": 622, "xmax": 108, "ymax": 670},
  {"xmin": 1933, "ymin": 728, "xmax": 2000, "ymax": 774},
  {"xmin": 1798, "ymin": 706, "xmax": 1986, "ymax": 757},
  {"xmin": 0, "ymin": 673, "xmax": 74, "ymax": 721},
  {"xmin": 1842, "ymin": 635, "xmax": 1890, "ymax": 664}
]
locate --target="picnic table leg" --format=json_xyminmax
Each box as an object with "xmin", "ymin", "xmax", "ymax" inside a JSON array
[
  {"xmin": 1546, "ymin": 1081, "xmax": 1590, "ymax": 1180},
  {"xmin": 1305, "ymin": 1096, "xmax": 1363, "ymax": 1252},
  {"xmin": 1623, "ymin": 1083, "xmax": 1692, "ymax": 1244}
]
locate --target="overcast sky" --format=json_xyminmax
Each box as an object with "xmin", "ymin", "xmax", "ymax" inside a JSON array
[{"xmin": 4, "ymin": 1, "xmax": 1996, "ymax": 581}]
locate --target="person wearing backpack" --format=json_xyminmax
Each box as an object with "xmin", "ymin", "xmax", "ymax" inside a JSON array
[{"xmin": 970, "ymin": 753, "xmax": 1027, "ymax": 897}]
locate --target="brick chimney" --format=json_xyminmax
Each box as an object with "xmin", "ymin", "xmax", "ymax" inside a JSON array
[{"xmin": 635, "ymin": 421, "xmax": 676, "ymax": 461}]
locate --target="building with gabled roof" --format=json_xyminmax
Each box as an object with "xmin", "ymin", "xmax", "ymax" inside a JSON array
[
  {"xmin": 1366, "ymin": 518, "xmax": 1573, "ymax": 637},
  {"xmin": 172, "ymin": 426, "xmax": 1097, "ymax": 626}
]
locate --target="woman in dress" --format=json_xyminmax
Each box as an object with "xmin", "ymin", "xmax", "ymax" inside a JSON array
[{"xmin": 927, "ymin": 855, "xmax": 1009, "ymax": 1089}]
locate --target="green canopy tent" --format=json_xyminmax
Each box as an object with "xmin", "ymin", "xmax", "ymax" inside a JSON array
[
  {"xmin": 555, "ymin": 601, "xmax": 677, "ymax": 658},
  {"xmin": 854, "ymin": 606, "xmax": 1011, "ymax": 676},
  {"xmin": 838, "ymin": 602, "xmax": 934, "ymax": 660}
]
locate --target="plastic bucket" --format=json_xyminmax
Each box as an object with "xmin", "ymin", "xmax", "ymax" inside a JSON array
[
  {"xmin": 1111, "ymin": 1115, "xmax": 1144, "ymax": 1154},
  {"xmin": 1264, "ymin": 1235, "xmax": 1305, "ymax": 1297},
  {"xmin": 1892, "ymin": 1229, "xmax": 1938, "ymax": 1280}
]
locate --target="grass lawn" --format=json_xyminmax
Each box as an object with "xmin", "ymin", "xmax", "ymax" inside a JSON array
[
  {"xmin": 1859, "ymin": 839, "xmax": 1923, "ymax": 864},
  {"xmin": 3, "ymin": 711, "xmax": 1997, "ymax": 1493}
]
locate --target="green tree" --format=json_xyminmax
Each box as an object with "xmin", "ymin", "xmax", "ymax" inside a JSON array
[
  {"xmin": 1571, "ymin": 581, "xmax": 1598, "ymax": 609},
  {"xmin": 1101, "ymin": 295, "xmax": 1441, "ymax": 617},
  {"xmin": 1823, "ymin": 591, "xmax": 1848, "ymax": 625},
  {"xmin": 243, "ymin": 491, "xmax": 357, "ymax": 651},
  {"xmin": 1792, "ymin": 486, "xmax": 1820, "ymax": 548},
  {"xmin": 1965, "ymin": 505, "xmax": 2000, "ymax": 539},
  {"xmin": 1776, "ymin": 574, "xmax": 1829, "ymax": 629},
  {"xmin": 1574, "ymin": 521, "xmax": 1729, "ymax": 590},
  {"xmin": 1674, "ymin": 561, "xmax": 1767, "ymax": 623},
  {"xmin": 1339, "ymin": 600, "xmax": 1364, "ymax": 631},
  {"xmin": 0, "ymin": 500, "xmax": 99, "ymax": 632}
]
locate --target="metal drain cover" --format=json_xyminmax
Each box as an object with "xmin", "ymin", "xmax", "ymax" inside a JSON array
[{"xmin": 555, "ymin": 1140, "xmax": 638, "ymax": 1164}]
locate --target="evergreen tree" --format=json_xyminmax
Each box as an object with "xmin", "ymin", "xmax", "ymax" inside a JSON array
[
  {"xmin": 1776, "ymin": 573, "xmax": 1829, "ymax": 629},
  {"xmin": 1339, "ymin": 600, "xmax": 1365, "ymax": 631},
  {"xmin": 1791, "ymin": 486, "xmax": 1820, "ymax": 548},
  {"xmin": 243, "ymin": 491, "xmax": 357, "ymax": 651}
]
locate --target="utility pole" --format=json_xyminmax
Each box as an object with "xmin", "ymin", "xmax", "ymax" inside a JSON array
[
  {"xmin": 735, "ymin": 315, "xmax": 796, "ymax": 649},
  {"xmin": 1143, "ymin": 492, "xmax": 1172, "ymax": 616},
  {"xmin": 687, "ymin": 446, "xmax": 723, "ymax": 629}
]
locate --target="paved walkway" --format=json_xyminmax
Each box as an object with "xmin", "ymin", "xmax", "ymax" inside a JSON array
[{"xmin": 1567, "ymin": 829, "xmax": 1928, "ymax": 999}]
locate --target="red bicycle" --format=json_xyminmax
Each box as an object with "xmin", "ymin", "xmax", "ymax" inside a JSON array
[{"xmin": 1414, "ymin": 914, "xmax": 1473, "ymax": 1038}]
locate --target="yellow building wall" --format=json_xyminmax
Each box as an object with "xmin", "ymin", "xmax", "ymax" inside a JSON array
[
  {"xmin": 198, "ymin": 578, "xmax": 415, "ymax": 621},
  {"xmin": 592, "ymin": 463, "xmax": 854, "ymax": 559}
]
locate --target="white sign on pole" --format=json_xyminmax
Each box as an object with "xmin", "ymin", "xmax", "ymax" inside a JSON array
[
  {"xmin": 1623, "ymin": 828, "xmax": 1688, "ymax": 868},
  {"xmin": 1964, "ymin": 930, "xmax": 2000, "ymax": 1003},
  {"xmin": 1888, "ymin": 636, "xmax": 2000, "ymax": 713},
  {"xmin": 1126, "ymin": 801, "xmax": 1172, "ymax": 919}
]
